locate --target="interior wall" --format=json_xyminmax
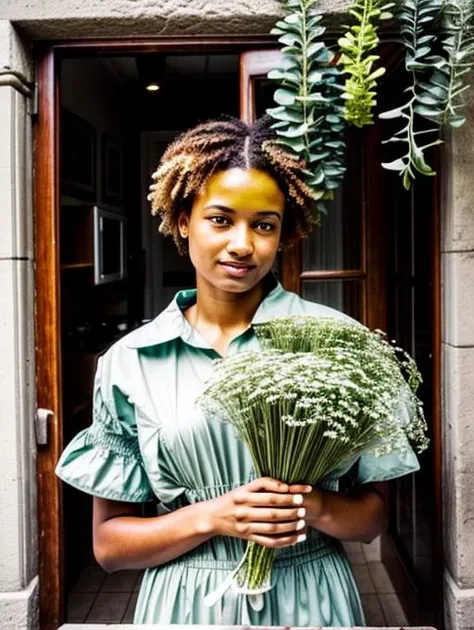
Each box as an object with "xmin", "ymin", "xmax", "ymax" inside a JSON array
[{"xmin": 60, "ymin": 58, "xmax": 135, "ymax": 321}]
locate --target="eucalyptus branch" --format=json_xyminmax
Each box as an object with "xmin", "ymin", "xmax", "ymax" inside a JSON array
[
  {"xmin": 266, "ymin": 0, "xmax": 346, "ymax": 214},
  {"xmin": 379, "ymin": 0, "xmax": 444, "ymax": 189},
  {"xmin": 338, "ymin": 0, "xmax": 394, "ymax": 127},
  {"xmin": 416, "ymin": 0, "xmax": 474, "ymax": 128}
]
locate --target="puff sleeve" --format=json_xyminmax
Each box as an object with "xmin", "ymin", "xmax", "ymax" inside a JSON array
[
  {"xmin": 355, "ymin": 395, "xmax": 421, "ymax": 484},
  {"xmin": 55, "ymin": 354, "xmax": 154, "ymax": 503}
]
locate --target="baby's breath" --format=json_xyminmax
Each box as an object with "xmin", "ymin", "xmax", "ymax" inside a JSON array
[{"xmin": 198, "ymin": 316, "xmax": 429, "ymax": 592}]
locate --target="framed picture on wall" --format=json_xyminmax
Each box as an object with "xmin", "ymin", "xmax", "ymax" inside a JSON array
[
  {"xmin": 101, "ymin": 133, "xmax": 123, "ymax": 205},
  {"xmin": 60, "ymin": 108, "xmax": 97, "ymax": 200}
]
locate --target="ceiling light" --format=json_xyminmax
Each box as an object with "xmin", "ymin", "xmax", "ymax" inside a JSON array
[{"xmin": 146, "ymin": 83, "xmax": 160, "ymax": 92}]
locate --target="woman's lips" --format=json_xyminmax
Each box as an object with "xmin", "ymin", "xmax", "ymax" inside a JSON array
[{"xmin": 219, "ymin": 262, "xmax": 256, "ymax": 278}]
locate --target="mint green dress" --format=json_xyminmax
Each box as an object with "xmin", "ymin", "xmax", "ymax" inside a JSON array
[{"xmin": 56, "ymin": 277, "xmax": 420, "ymax": 626}]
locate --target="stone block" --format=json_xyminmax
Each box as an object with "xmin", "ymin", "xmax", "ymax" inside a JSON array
[
  {"xmin": 0, "ymin": 86, "xmax": 33, "ymax": 259},
  {"xmin": 441, "ymin": 77, "xmax": 474, "ymax": 254},
  {"xmin": 442, "ymin": 252, "xmax": 474, "ymax": 347},
  {"xmin": 0, "ymin": 259, "xmax": 37, "ymax": 592},
  {"xmin": 0, "ymin": 86, "xmax": 12, "ymax": 168},
  {"xmin": 0, "ymin": 577, "xmax": 39, "ymax": 630},
  {"xmin": 0, "ymin": 0, "xmax": 350, "ymax": 38},
  {"xmin": 0, "ymin": 21, "xmax": 33, "ymax": 82},
  {"xmin": 443, "ymin": 345, "xmax": 474, "ymax": 586},
  {"xmin": 445, "ymin": 570, "xmax": 474, "ymax": 630},
  {"xmin": 443, "ymin": 344, "xmax": 474, "ymax": 471}
]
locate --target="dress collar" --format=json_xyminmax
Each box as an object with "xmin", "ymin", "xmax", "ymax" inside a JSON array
[{"xmin": 125, "ymin": 274, "xmax": 286, "ymax": 349}]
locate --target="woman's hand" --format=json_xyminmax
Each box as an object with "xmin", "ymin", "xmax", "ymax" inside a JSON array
[
  {"xmin": 203, "ymin": 477, "xmax": 312, "ymax": 549},
  {"xmin": 300, "ymin": 487, "xmax": 324, "ymax": 528}
]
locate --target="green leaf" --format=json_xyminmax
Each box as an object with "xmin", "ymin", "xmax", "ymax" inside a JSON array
[
  {"xmin": 266, "ymin": 106, "xmax": 304, "ymax": 123},
  {"xmin": 450, "ymin": 115, "xmax": 466, "ymax": 128},
  {"xmin": 277, "ymin": 122, "xmax": 310, "ymax": 138},
  {"xmin": 382, "ymin": 158, "xmax": 407, "ymax": 171},
  {"xmin": 413, "ymin": 104, "xmax": 444, "ymax": 119},
  {"xmin": 307, "ymin": 42, "xmax": 326, "ymax": 57},
  {"xmin": 403, "ymin": 169, "xmax": 412, "ymax": 191},
  {"xmin": 379, "ymin": 105, "xmax": 406, "ymax": 119},
  {"xmin": 274, "ymin": 88, "xmax": 298, "ymax": 106},
  {"xmin": 279, "ymin": 33, "xmax": 303, "ymax": 47}
]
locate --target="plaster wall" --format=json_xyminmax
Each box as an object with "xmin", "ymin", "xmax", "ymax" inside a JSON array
[{"xmin": 441, "ymin": 78, "xmax": 474, "ymax": 629}]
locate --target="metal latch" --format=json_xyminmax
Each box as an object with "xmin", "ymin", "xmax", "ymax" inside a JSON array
[{"xmin": 35, "ymin": 408, "xmax": 53, "ymax": 446}]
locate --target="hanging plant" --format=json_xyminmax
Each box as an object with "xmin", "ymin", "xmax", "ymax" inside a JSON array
[
  {"xmin": 266, "ymin": 0, "xmax": 346, "ymax": 214},
  {"xmin": 338, "ymin": 0, "xmax": 394, "ymax": 128},
  {"xmin": 421, "ymin": 0, "xmax": 474, "ymax": 128},
  {"xmin": 268, "ymin": 0, "xmax": 474, "ymax": 194},
  {"xmin": 379, "ymin": 0, "xmax": 445, "ymax": 189},
  {"xmin": 380, "ymin": 0, "xmax": 474, "ymax": 189}
]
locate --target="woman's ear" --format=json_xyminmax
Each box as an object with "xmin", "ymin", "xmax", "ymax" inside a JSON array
[{"xmin": 177, "ymin": 212, "xmax": 190, "ymax": 239}]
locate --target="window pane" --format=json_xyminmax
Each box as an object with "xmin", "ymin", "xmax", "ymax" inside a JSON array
[
  {"xmin": 254, "ymin": 78, "xmax": 275, "ymax": 119},
  {"xmin": 302, "ymin": 185, "xmax": 362, "ymax": 272},
  {"xmin": 302, "ymin": 280, "xmax": 363, "ymax": 321}
]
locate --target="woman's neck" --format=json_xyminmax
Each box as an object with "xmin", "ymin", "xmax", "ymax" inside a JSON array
[{"xmin": 185, "ymin": 276, "xmax": 265, "ymax": 354}]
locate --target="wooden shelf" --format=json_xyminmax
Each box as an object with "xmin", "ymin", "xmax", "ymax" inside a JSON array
[{"xmin": 61, "ymin": 262, "xmax": 93, "ymax": 270}]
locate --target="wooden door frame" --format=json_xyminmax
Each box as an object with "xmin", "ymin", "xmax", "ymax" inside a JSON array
[
  {"xmin": 35, "ymin": 36, "xmax": 442, "ymax": 629},
  {"xmin": 35, "ymin": 44, "xmax": 63, "ymax": 630}
]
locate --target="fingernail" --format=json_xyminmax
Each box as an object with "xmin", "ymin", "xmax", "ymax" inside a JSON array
[
  {"xmin": 296, "ymin": 534, "xmax": 306, "ymax": 544},
  {"xmin": 304, "ymin": 485, "xmax": 312, "ymax": 493},
  {"xmin": 296, "ymin": 519, "xmax": 305, "ymax": 531},
  {"xmin": 297, "ymin": 507, "xmax": 306, "ymax": 518},
  {"xmin": 293, "ymin": 494, "xmax": 303, "ymax": 505}
]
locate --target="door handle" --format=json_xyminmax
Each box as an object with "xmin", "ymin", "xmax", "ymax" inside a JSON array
[{"xmin": 35, "ymin": 408, "xmax": 54, "ymax": 446}]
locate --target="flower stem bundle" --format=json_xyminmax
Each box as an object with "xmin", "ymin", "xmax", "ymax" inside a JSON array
[{"xmin": 199, "ymin": 316, "xmax": 428, "ymax": 593}]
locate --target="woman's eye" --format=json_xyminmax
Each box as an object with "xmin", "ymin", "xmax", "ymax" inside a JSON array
[
  {"xmin": 209, "ymin": 216, "xmax": 229, "ymax": 226},
  {"xmin": 257, "ymin": 222, "xmax": 276, "ymax": 233}
]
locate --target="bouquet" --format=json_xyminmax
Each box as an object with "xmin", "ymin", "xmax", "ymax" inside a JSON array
[{"xmin": 199, "ymin": 315, "xmax": 429, "ymax": 597}]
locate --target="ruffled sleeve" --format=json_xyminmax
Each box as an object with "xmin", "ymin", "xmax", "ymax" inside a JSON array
[
  {"xmin": 55, "ymin": 354, "xmax": 154, "ymax": 503},
  {"xmin": 355, "ymin": 394, "xmax": 421, "ymax": 483},
  {"xmin": 355, "ymin": 440, "xmax": 420, "ymax": 484}
]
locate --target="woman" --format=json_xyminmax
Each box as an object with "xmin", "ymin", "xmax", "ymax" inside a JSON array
[{"xmin": 56, "ymin": 116, "xmax": 419, "ymax": 625}]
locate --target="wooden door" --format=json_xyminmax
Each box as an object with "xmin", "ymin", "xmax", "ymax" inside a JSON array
[{"xmin": 35, "ymin": 46, "xmax": 64, "ymax": 630}]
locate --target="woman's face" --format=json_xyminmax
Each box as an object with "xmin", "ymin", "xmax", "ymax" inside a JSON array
[{"xmin": 178, "ymin": 168, "xmax": 285, "ymax": 294}]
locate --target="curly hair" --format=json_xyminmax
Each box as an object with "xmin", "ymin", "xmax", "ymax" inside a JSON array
[{"xmin": 148, "ymin": 116, "xmax": 319, "ymax": 255}]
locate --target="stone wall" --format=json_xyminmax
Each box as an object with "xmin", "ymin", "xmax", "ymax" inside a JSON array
[
  {"xmin": 0, "ymin": 19, "xmax": 38, "ymax": 630},
  {"xmin": 0, "ymin": 0, "xmax": 349, "ymax": 38},
  {"xmin": 442, "ymin": 81, "xmax": 474, "ymax": 630}
]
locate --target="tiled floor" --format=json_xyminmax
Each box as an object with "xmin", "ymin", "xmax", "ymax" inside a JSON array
[
  {"xmin": 67, "ymin": 541, "xmax": 407, "ymax": 625},
  {"xmin": 67, "ymin": 563, "xmax": 141, "ymax": 624}
]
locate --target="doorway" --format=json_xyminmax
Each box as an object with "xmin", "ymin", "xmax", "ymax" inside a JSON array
[{"xmin": 34, "ymin": 40, "xmax": 442, "ymax": 629}]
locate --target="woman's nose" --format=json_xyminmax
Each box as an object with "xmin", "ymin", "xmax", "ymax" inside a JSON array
[{"xmin": 226, "ymin": 226, "xmax": 254, "ymax": 257}]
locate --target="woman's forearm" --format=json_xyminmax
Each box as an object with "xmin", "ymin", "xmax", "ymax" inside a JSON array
[
  {"xmin": 94, "ymin": 500, "xmax": 216, "ymax": 572},
  {"xmin": 306, "ymin": 487, "xmax": 386, "ymax": 543}
]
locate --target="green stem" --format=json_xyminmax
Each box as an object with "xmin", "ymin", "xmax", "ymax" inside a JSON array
[
  {"xmin": 300, "ymin": 0, "xmax": 310, "ymax": 160},
  {"xmin": 236, "ymin": 542, "xmax": 276, "ymax": 591}
]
